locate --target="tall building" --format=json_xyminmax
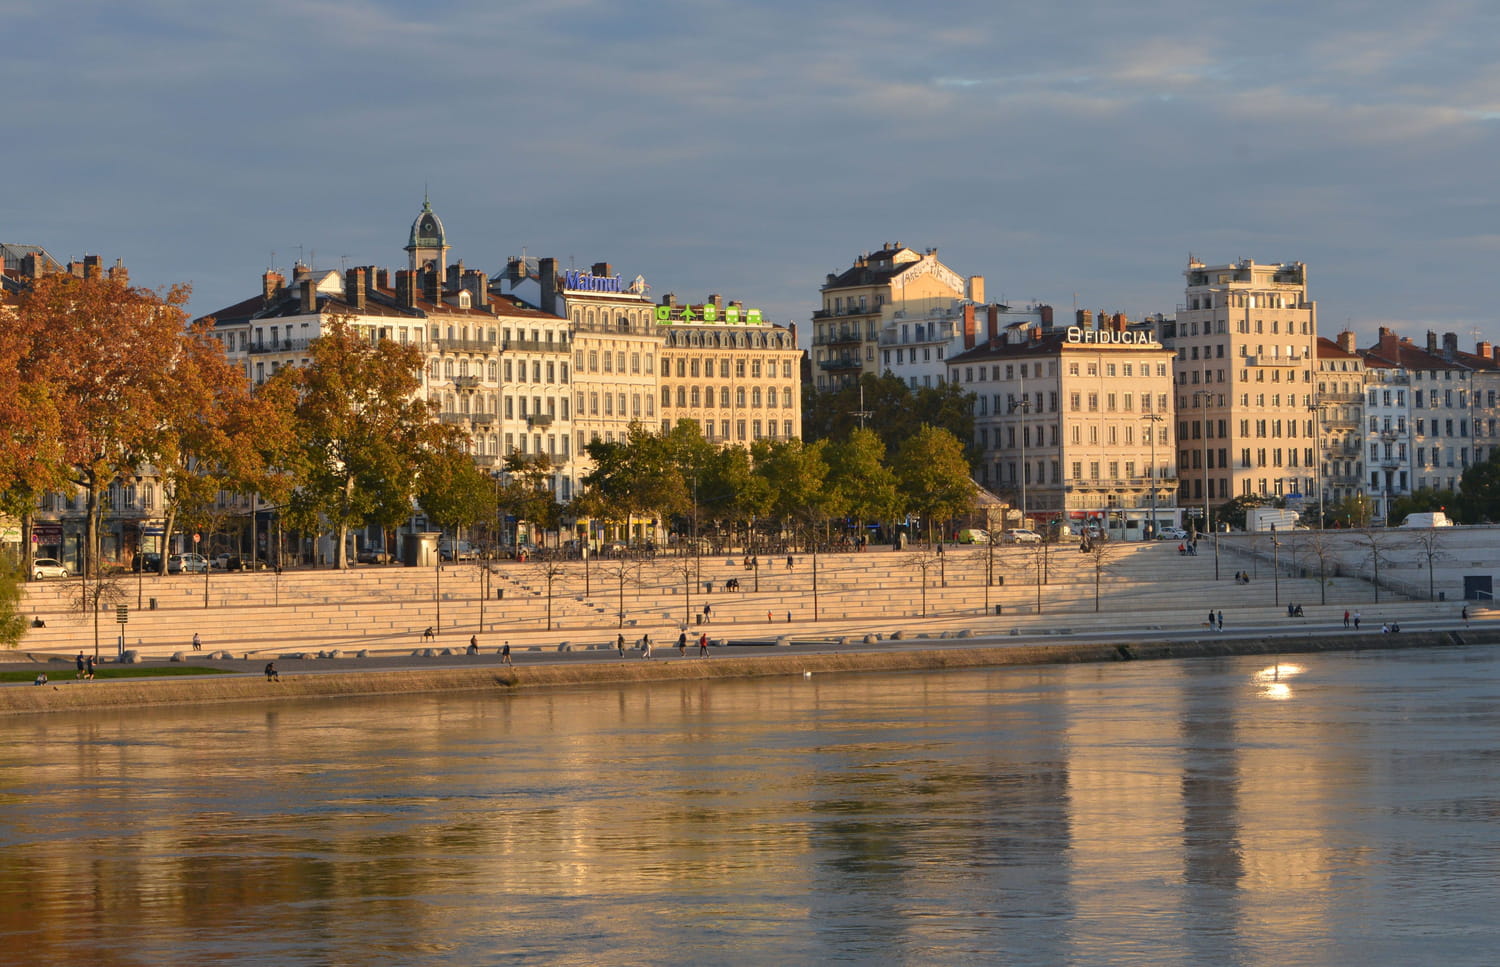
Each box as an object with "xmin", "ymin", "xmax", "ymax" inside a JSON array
[
  {"xmin": 1314, "ymin": 334, "xmax": 1367, "ymax": 509},
  {"xmin": 948, "ymin": 311, "xmax": 1179, "ymax": 539},
  {"xmin": 1161, "ymin": 258, "xmax": 1318, "ymax": 527},
  {"xmin": 811, "ymin": 243, "xmax": 978, "ymax": 390},
  {"xmin": 656, "ymin": 294, "xmax": 802, "ymax": 445}
]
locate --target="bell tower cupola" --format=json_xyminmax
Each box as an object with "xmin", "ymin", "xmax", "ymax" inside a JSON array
[{"xmin": 405, "ymin": 197, "xmax": 449, "ymax": 287}]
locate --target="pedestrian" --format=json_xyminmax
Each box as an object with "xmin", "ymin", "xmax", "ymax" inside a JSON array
[
  {"xmin": 1288, "ymin": 603, "xmax": 1295, "ymax": 618},
  {"xmin": 767, "ymin": 610, "xmax": 773, "ymax": 622},
  {"xmin": 264, "ymin": 662, "xmax": 279, "ymax": 681},
  {"xmin": 192, "ymin": 632, "xmax": 201, "ymax": 651},
  {"xmin": 698, "ymin": 632, "xmax": 708, "ymax": 656},
  {"xmin": 501, "ymin": 641, "xmax": 512, "ymax": 665},
  {"xmin": 1207, "ymin": 610, "xmax": 1215, "ymax": 631},
  {"xmin": 1343, "ymin": 610, "xmax": 1350, "ymax": 628},
  {"xmin": 787, "ymin": 611, "xmax": 792, "ymax": 623},
  {"xmin": 617, "ymin": 633, "xmax": 626, "ymax": 659},
  {"xmin": 1354, "ymin": 611, "xmax": 1361, "ymax": 630},
  {"xmin": 1217, "ymin": 610, "xmax": 1224, "ymax": 631},
  {"xmin": 786, "ymin": 554, "xmax": 793, "ymax": 569},
  {"xmin": 678, "ymin": 631, "xmax": 687, "ymax": 657},
  {"xmin": 76, "ymin": 652, "xmax": 86, "ymax": 680},
  {"xmin": 85, "ymin": 655, "xmax": 95, "ymax": 680},
  {"xmin": 34, "ymin": 672, "xmax": 48, "ymax": 686},
  {"xmin": 642, "ymin": 634, "xmax": 652, "ymax": 660},
  {"xmin": 703, "ymin": 603, "xmax": 712, "ymax": 623},
  {"xmin": 1462, "ymin": 605, "xmax": 1469, "ymax": 625},
  {"xmin": 468, "ymin": 634, "xmax": 479, "ymax": 655}
]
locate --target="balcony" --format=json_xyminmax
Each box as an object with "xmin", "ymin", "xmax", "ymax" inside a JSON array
[
  {"xmin": 813, "ymin": 330, "xmax": 864, "ymax": 348},
  {"xmin": 439, "ymin": 412, "xmax": 467, "ymax": 425},
  {"xmin": 818, "ymin": 356, "xmax": 863, "ymax": 371},
  {"xmin": 1245, "ymin": 354, "xmax": 1304, "ymax": 366},
  {"xmin": 526, "ymin": 414, "xmax": 554, "ymax": 428},
  {"xmin": 453, "ymin": 375, "xmax": 480, "ymax": 390},
  {"xmin": 472, "ymin": 454, "xmax": 497, "ymax": 467},
  {"xmin": 434, "ymin": 336, "xmax": 494, "ymax": 352},
  {"xmin": 501, "ymin": 338, "xmax": 561, "ymax": 353},
  {"xmin": 247, "ymin": 337, "xmax": 313, "ymax": 355},
  {"xmin": 470, "ymin": 412, "xmax": 496, "ymax": 424}
]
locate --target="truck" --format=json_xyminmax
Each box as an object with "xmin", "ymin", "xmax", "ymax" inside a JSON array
[
  {"xmin": 1246, "ymin": 507, "xmax": 1300, "ymax": 532},
  {"xmin": 1401, "ymin": 511, "xmax": 1454, "ymax": 528}
]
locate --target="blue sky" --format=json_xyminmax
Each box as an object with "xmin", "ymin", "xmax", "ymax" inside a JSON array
[{"xmin": 6, "ymin": 0, "xmax": 1500, "ymax": 348}]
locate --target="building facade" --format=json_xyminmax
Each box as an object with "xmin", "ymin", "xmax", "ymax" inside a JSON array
[
  {"xmin": 1159, "ymin": 258, "xmax": 1319, "ymax": 527},
  {"xmin": 948, "ymin": 313, "xmax": 1179, "ymax": 539},
  {"xmin": 811, "ymin": 243, "xmax": 978, "ymax": 390},
  {"xmin": 1314, "ymin": 334, "xmax": 1367, "ymax": 509},
  {"xmin": 656, "ymin": 295, "xmax": 802, "ymax": 445}
]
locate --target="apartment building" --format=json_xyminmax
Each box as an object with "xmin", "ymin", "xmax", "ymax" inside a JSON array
[
  {"xmin": 1314, "ymin": 334, "xmax": 1367, "ymax": 509},
  {"xmin": 1159, "ymin": 258, "xmax": 1319, "ymax": 525}
]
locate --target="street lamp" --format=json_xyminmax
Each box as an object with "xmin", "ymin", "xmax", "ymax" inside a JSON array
[
  {"xmin": 1142, "ymin": 413, "xmax": 1164, "ymax": 538},
  {"xmin": 1193, "ymin": 389, "xmax": 1220, "ymax": 581},
  {"xmin": 1271, "ymin": 523, "xmax": 1281, "ymax": 606},
  {"xmin": 1013, "ymin": 395, "xmax": 1032, "ymax": 528},
  {"xmin": 1309, "ymin": 398, "xmax": 1325, "ymax": 529}
]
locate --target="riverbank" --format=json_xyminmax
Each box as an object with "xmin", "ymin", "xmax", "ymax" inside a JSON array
[{"xmin": 4, "ymin": 628, "xmax": 1493, "ymax": 716}]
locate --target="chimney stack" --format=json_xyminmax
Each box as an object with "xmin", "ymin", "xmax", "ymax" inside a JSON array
[
  {"xmin": 300, "ymin": 279, "xmax": 317, "ymax": 314},
  {"xmin": 1478, "ymin": 340, "xmax": 1493, "ymax": 360},
  {"xmin": 1336, "ymin": 330, "xmax": 1357, "ymax": 353},
  {"xmin": 108, "ymin": 259, "xmax": 128, "ymax": 284},
  {"xmin": 987, "ymin": 305, "xmax": 999, "ymax": 342},
  {"xmin": 538, "ymin": 257, "xmax": 558, "ymax": 316},
  {"xmin": 1443, "ymin": 332, "xmax": 1458, "ymax": 355},
  {"xmin": 263, "ymin": 270, "xmax": 284, "ymax": 303},
  {"xmin": 591, "ymin": 261, "xmax": 612, "ymax": 279},
  {"xmin": 968, "ymin": 275, "xmax": 985, "ymax": 304},
  {"xmin": 1039, "ymin": 305, "xmax": 1053, "ymax": 327},
  {"xmin": 396, "ymin": 270, "xmax": 417, "ymax": 309},
  {"xmin": 345, "ymin": 268, "xmax": 367, "ymax": 311},
  {"xmin": 1076, "ymin": 309, "xmax": 1094, "ymax": 329},
  {"xmin": 1426, "ymin": 330, "xmax": 1438, "ymax": 353},
  {"xmin": 962, "ymin": 304, "xmax": 976, "ymax": 349}
]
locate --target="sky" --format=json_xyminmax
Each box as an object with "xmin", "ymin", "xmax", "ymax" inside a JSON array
[{"xmin": 5, "ymin": 0, "xmax": 1500, "ymax": 349}]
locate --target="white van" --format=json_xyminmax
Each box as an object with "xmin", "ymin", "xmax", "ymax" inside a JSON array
[{"xmin": 1401, "ymin": 511, "xmax": 1453, "ymax": 528}]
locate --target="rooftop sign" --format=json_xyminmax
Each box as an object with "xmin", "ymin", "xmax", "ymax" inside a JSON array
[
  {"xmin": 563, "ymin": 270, "xmax": 624, "ymax": 293},
  {"xmin": 655, "ymin": 304, "xmax": 763, "ymax": 325},
  {"xmin": 1066, "ymin": 326, "xmax": 1157, "ymax": 346}
]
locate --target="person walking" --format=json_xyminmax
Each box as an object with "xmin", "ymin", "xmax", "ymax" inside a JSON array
[
  {"xmin": 678, "ymin": 631, "xmax": 687, "ymax": 657},
  {"xmin": 698, "ymin": 631, "xmax": 708, "ymax": 657},
  {"xmin": 501, "ymin": 641, "xmax": 512, "ymax": 665},
  {"xmin": 1217, "ymin": 610, "xmax": 1224, "ymax": 632},
  {"xmin": 1343, "ymin": 610, "xmax": 1351, "ymax": 628},
  {"xmin": 468, "ymin": 634, "xmax": 479, "ymax": 655},
  {"xmin": 76, "ymin": 652, "xmax": 86, "ymax": 680},
  {"xmin": 85, "ymin": 655, "xmax": 95, "ymax": 680},
  {"xmin": 192, "ymin": 632, "xmax": 202, "ymax": 651},
  {"xmin": 1462, "ymin": 605, "xmax": 1469, "ymax": 625},
  {"xmin": 617, "ymin": 633, "xmax": 625, "ymax": 659},
  {"xmin": 641, "ymin": 634, "xmax": 652, "ymax": 660},
  {"xmin": 1208, "ymin": 610, "xmax": 1216, "ymax": 631},
  {"xmin": 1353, "ymin": 610, "xmax": 1362, "ymax": 630}
]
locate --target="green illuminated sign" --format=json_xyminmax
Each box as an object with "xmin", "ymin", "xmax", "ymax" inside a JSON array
[{"xmin": 654, "ymin": 304, "xmax": 763, "ymax": 325}]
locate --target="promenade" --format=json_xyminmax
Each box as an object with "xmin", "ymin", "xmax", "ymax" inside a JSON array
[{"xmin": 11, "ymin": 527, "xmax": 1497, "ymax": 663}]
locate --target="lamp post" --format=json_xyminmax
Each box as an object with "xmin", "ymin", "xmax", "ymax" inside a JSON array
[
  {"xmin": 1309, "ymin": 398, "xmax": 1325, "ymax": 529},
  {"xmin": 1014, "ymin": 395, "xmax": 1032, "ymax": 529},
  {"xmin": 1271, "ymin": 522, "xmax": 1281, "ymax": 606},
  {"xmin": 1193, "ymin": 390, "xmax": 1220, "ymax": 581},
  {"xmin": 1142, "ymin": 413, "xmax": 1164, "ymax": 538}
]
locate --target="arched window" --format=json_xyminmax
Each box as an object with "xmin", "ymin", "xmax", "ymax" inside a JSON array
[
  {"xmin": 736, "ymin": 388, "xmax": 746, "ymax": 407},
  {"xmin": 459, "ymin": 359, "xmax": 470, "ymax": 378},
  {"xmin": 488, "ymin": 361, "xmax": 498, "ymax": 381},
  {"xmin": 443, "ymin": 360, "xmax": 454, "ymax": 378},
  {"xmin": 752, "ymin": 388, "xmax": 762, "ymax": 407},
  {"xmin": 782, "ymin": 388, "xmax": 793, "ymax": 408},
  {"xmin": 676, "ymin": 387, "xmax": 686, "ymax": 407},
  {"xmin": 690, "ymin": 387, "xmax": 701, "ymax": 407}
]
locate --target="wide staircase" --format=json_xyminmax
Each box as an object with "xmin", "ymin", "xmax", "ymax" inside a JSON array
[{"xmin": 13, "ymin": 539, "xmax": 1467, "ymax": 660}]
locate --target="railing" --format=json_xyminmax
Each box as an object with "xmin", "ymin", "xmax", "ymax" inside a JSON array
[
  {"xmin": 434, "ymin": 336, "xmax": 494, "ymax": 352},
  {"xmin": 813, "ymin": 331, "xmax": 864, "ymax": 347},
  {"xmin": 438, "ymin": 412, "xmax": 468, "ymax": 425},
  {"xmin": 526, "ymin": 414, "xmax": 554, "ymax": 427},
  {"xmin": 818, "ymin": 357, "xmax": 862, "ymax": 370},
  {"xmin": 502, "ymin": 338, "xmax": 562, "ymax": 353},
  {"xmin": 453, "ymin": 376, "xmax": 480, "ymax": 389},
  {"xmin": 472, "ymin": 454, "xmax": 497, "ymax": 467},
  {"xmin": 247, "ymin": 337, "xmax": 314, "ymax": 355},
  {"xmin": 1246, "ymin": 354, "xmax": 1303, "ymax": 366},
  {"xmin": 470, "ymin": 412, "xmax": 495, "ymax": 424}
]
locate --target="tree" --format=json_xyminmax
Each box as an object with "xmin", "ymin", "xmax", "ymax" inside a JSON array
[
  {"xmin": 10, "ymin": 274, "xmax": 188, "ymax": 583},
  {"xmin": 1390, "ymin": 487, "xmax": 1457, "ymax": 526},
  {"xmin": 804, "ymin": 372, "xmax": 976, "ymax": 465},
  {"xmin": 892, "ymin": 425, "xmax": 975, "ymax": 543},
  {"xmin": 826, "ymin": 427, "xmax": 901, "ymax": 535},
  {"xmin": 1407, "ymin": 528, "xmax": 1448, "ymax": 602},
  {"xmin": 416, "ymin": 437, "xmax": 494, "ymax": 545},
  {"xmin": 1215, "ymin": 493, "xmax": 1279, "ymax": 532},
  {"xmin": 1330, "ymin": 493, "xmax": 1375, "ymax": 529},
  {"xmin": 1457, "ymin": 448, "xmax": 1500, "ymax": 523},
  {"xmin": 0, "ymin": 560, "xmax": 28, "ymax": 648},
  {"xmin": 500, "ymin": 452, "xmax": 565, "ymax": 546},
  {"xmin": 753, "ymin": 437, "xmax": 834, "ymax": 545},
  {"xmin": 1348, "ymin": 528, "xmax": 1406, "ymax": 604},
  {"xmin": 581, "ymin": 423, "xmax": 688, "ymax": 543},
  {"xmin": 273, "ymin": 318, "xmax": 442, "ymax": 569}
]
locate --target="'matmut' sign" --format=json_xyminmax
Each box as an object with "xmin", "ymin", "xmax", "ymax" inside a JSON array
[
  {"xmin": 1066, "ymin": 326, "xmax": 1157, "ymax": 346},
  {"xmin": 655, "ymin": 304, "xmax": 763, "ymax": 325},
  {"xmin": 563, "ymin": 270, "xmax": 624, "ymax": 293}
]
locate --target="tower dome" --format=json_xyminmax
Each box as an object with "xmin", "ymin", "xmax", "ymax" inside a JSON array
[{"xmin": 407, "ymin": 199, "xmax": 446, "ymax": 250}]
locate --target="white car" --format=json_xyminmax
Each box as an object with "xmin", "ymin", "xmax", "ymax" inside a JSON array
[
  {"xmin": 1156, "ymin": 527, "xmax": 1189, "ymax": 541},
  {"xmin": 1003, "ymin": 529, "xmax": 1043, "ymax": 544},
  {"xmin": 31, "ymin": 558, "xmax": 70, "ymax": 580}
]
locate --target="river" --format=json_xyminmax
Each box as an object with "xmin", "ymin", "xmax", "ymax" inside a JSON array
[{"xmin": 2, "ymin": 645, "xmax": 1498, "ymax": 965}]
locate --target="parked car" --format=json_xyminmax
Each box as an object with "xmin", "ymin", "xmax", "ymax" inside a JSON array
[
  {"xmin": 1156, "ymin": 527, "xmax": 1189, "ymax": 541},
  {"xmin": 357, "ymin": 545, "xmax": 393, "ymax": 565},
  {"xmin": 1003, "ymin": 528, "xmax": 1043, "ymax": 544},
  {"xmin": 956, "ymin": 528, "xmax": 990, "ymax": 545},
  {"xmin": 31, "ymin": 558, "xmax": 70, "ymax": 580},
  {"xmin": 439, "ymin": 539, "xmax": 476, "ymax": 562},
  {"xmin": 168, "ymin": 552, "xmax": 210, "ymax": 574},
  {"xmin": 131, "ymin": 552, "xmax": 163, "ymax": 573}
]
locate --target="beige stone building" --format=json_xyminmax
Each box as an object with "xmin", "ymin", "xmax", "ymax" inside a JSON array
[
  {"xmin": 811, "ymin": 242, "xmax": 979, "ymax": 390},
  {"xmin": 1159, "ymin": 258, "xmax": 1319, "ymax": 527},
  {"xmin": 1315, "ymin": 334, "xmax": 1366, "ymax": 509},
  {"xmin": 948, "ymin": 313, "xmax": 1179, "ymax": 539},
  {"xmin": 656, "ymin": 295, "xmax": 803, "ymax": 445}
]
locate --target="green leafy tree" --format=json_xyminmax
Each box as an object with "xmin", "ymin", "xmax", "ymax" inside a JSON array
[
  {"xmin": 892, "ymin": 425, "xmax": 975, "ymax": 542},
  {"xmin": 1389, "ymin": 487, "xmax": 1457, "ymax": 525},
  {"xmin": 804, "ymin": 372, "xmax": 976, "ymax": 465},
  {"xmin": 826, "ymin": 427, "xmax": 901, "ymax": 532},
  {"xmin": 273, "ymin": 318, "xmax": 443, "ymax": 569},
  {"xmin": 500, "ymin": 452, "xmax": 565, "ymax": 545},
  {"xmin": 1330, "ymin": 493, "xmax": 1375, "ymax": 529},
  {"xmin": 416, "ymin": 436, "xmax": 494, "ymax": 544},
  {"xmin": 0, "ymin": 560, "xmax": 28, "ymax": 648},
  {"xmin": 752, "ymin": 438, "xmax": 833, "ymax": 545},
  {"xmin": 1215, "ymin": 493, "xmax": 1279, "ymax": 532},
  {"xmin": 1457, "ymin": 448, "xmax": 1500, "ymax": 523}
]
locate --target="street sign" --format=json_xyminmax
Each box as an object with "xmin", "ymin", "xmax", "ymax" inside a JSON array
[
  {"xmin": 193, "ymin": 533, "xmax": 201, "ymax": 544},
  {"xmin": 116, "ymin": 605, "xmax": 128, "ymax": 624}
]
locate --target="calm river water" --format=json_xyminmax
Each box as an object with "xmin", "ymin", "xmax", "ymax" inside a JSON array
[{"xmin": 2, "ymin": 646, "xmax": 1499, "ymax": 966}]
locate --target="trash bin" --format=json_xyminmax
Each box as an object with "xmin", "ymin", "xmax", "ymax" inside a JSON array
[
  {"xmin": 695, "ymin": 614, "xmax": 703, "ymax": 626},
  {"xmin": 995, "ymin": 604, "xmax": 1003, "ymax": 615},
  {"xmin": 149, "ymin": 598, "xmax": 157, "ymax": 610},
  {"xmin": 1439, "ymin": 591, "xmax": 1446, "ymax": 601},
  {"xmin": 496, "ymin": 589, "xmax": 504, "ymax": 600}
]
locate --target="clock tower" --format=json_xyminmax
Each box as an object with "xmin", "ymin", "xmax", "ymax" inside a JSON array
[{"xmin": 405, "ymin": 198, "xmax": 449, "ymax": 286}]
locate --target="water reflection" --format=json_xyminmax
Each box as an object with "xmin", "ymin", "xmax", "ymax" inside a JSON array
[
  {"xmin": 2, "ymin": 648, "xmax": 1499, "ymax": 965},
  {"xmin": 1253, "ymin": 661, "xmax": 1306, "ymax": 700}
]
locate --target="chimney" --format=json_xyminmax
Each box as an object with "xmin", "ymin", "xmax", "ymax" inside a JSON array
[
  {"xmin": 1039, "ymin": 305, "xmax": 1053, "ymax": 327},
  {"xmin": 422, "ymin": 270, "xmax": 439, "ymax": 305},
  {"xmin": 987, "ymin": 305, "xmax": 999, "ymax": 342},
  {"xmin": 1443, "ymin": 332, "xmax": 1458, "ymax": 355},
  {"xmin": 300, "ymin": 279, "xmax": 317, "ymax": 314},
  {"xmin": 1112, "ymin": 312, "xmax": 1127, "ymax": 332},
  {"xmin": 262, "ymin": 270, "xmax": 284, "ymax": 303},
  {"xmin": 708, "ymin": 293, "xmax": 723, "ymax": 309},
  {"xmin": 1478, "ymin": 341, "xmax": 1493, "ymax": 360},
  {"xmin": 1426, "ymin": 330, "xmax": 1438, "ymax": 353},
  {"xmin": 538, "ymin": 257, "xmax": 558, "ymax": 316},
  {"xmin": 968, "ymin": 275, "xmax": 985, "ymax": 303},
  {"xmin": 21, "ymin": 253, "xmax": 45, "ymax": 278},
  {"xmin": 1337, "ymin": 330, "xmax": 1357, "ymax": 353},
  {"xmin": 108, "ymin": 259, "xmax": 128, "ymax": 284},
  {"xmin": 962, "ymin": 305, "xmax": 976, "ymax": 349},
  {"xmin": 375, "ymin": 268, "xmax": 390, "ymax": 290},
  {"xmin": 292, "ymin": 262, "xmax": 311, "ymax": 284},
  {"xmin": 83, "ymin": 255, "xmax": 103, "ymax": 279},
  {"xmin": 345, "ymin": 268, "xmax": 367, "ymax": 311},
  {"xmin": 591, "ymin": 262, "xmax": 612, "ymax": 279},
  {"xmin": 471, "ymin": 270, "xmax": 490, "ymax": 309},
  {"xmin": 788, "ymin": 322, "xmax": 798, "ymax": 349},
  {"xmin": 396, "ymin": 270, "xmax": 417, "ymax": 308},
  {"xmin": 1076, "ymin": 309, "xmax": 1093, "ymax": 329}
]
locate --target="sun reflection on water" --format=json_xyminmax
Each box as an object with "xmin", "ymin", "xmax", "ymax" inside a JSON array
[{"xmin": 1253, "ymin": 662, "xmax": 1305, "ymax": 700}]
